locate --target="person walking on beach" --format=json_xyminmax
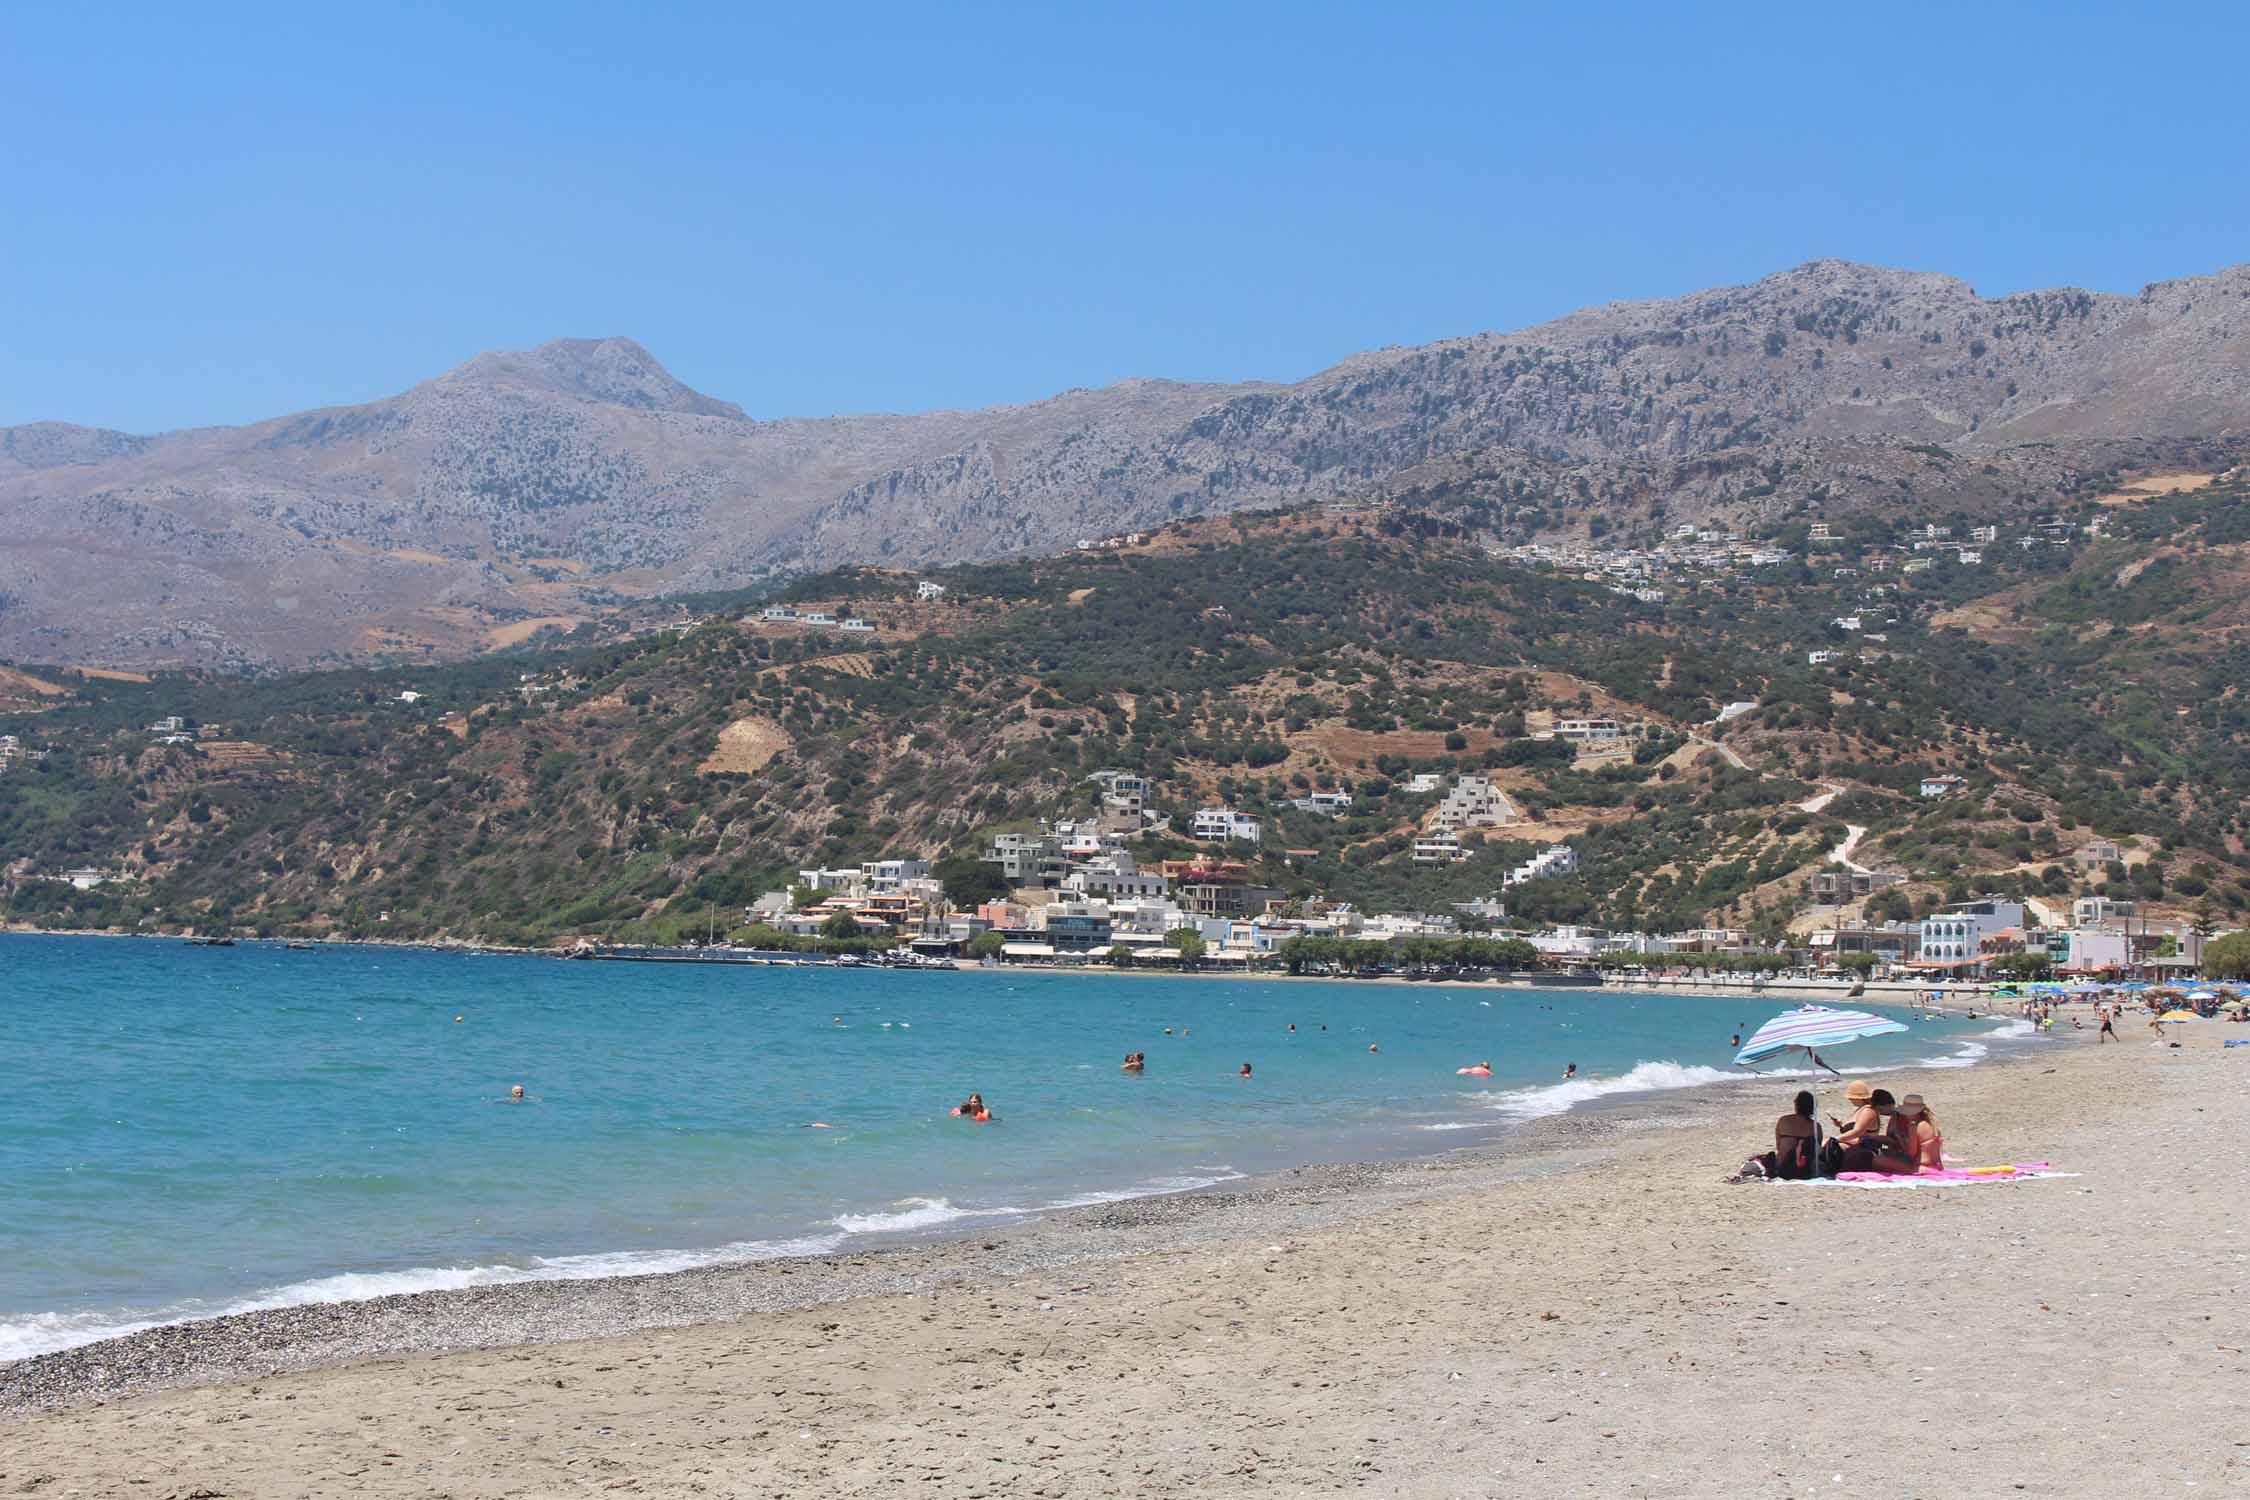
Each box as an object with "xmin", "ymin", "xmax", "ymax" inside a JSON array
[{"xmin": 2098, "ymin": 1007, "xmax": 2117, "ymax": 1043}]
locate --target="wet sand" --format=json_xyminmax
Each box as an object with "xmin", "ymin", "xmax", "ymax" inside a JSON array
[{"xmin": 4, "ymin": 1023, "xmax": 2245, "ymax": 1497}]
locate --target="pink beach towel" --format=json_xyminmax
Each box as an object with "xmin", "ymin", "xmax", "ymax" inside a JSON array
[{"xmin": 1833, "ymin": 1160, "xmax": 2057, "ymax": 1185}]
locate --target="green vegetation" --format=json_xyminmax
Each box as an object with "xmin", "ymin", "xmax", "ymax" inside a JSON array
[{"xmin": 5, "ymin": 485, "xmax": 2249, "ymax": 948}]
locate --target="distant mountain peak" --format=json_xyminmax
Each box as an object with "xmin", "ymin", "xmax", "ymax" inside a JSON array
[{"xmin": 431, "ymin": 336, "xmax": 746, "ymax": 420}]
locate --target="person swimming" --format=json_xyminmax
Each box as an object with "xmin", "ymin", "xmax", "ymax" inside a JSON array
[
  {"xmin": 952, "ymin": 1092, "xmax": 990, "ymax": 1120},
  {"xmin": 1457, "ymin": 1061, "xmax": 1492, "ymax": 1077},
  {"xmin": 509, "ymin": 1084, "xmax": 526, "ymax": 1101},
  {"xmin": 1562, "ymin": 1063, "xmax": 1577, "ymax": 1080},
  {"xmin": 1239, "ymin": 1062, "xmax": 1253, "ymax": 1079},
  {"xmin": 1122, "ymin": 1052, "xmax": 1144, "ymax": 1072}
]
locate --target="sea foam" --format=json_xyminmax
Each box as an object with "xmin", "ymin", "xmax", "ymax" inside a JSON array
[
  {"xmin": 0, "ymin": 1232, "xmax": 849, "ymax": 1365},
  {"xmin": 1479, "ymin": 1060, "xmax": 1742, "ymax": 1119}
]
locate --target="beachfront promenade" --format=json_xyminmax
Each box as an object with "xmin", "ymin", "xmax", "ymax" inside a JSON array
[{"xmin": 4, "ymin": 1025, "xmax": 2240, "ymax": 1496}]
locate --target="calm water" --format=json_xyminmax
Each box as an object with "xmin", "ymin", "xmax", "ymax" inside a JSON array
[{"xmin": 0, "ymin": 933, "xmax": 2026, "ymax": 1360}]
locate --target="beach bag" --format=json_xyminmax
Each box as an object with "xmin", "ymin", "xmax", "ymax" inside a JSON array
[{"xmin": 1818, "ymin": 1136, "xmax": 1845, "ymax": 1178}]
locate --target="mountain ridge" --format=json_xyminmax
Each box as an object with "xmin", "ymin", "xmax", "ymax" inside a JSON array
[{"xmin": 4, "ymin": 258, "xmax": 2248, "ymax": 668}]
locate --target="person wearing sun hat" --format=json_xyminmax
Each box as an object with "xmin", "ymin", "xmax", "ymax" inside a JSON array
[
  {"xmin": 1893, "ymin": 1093, "xmax": 1943, "ymax": 1172},
  {"xmin": 1827, "ymin": 1080, "xmax": 1883, "ymax": 1159}
]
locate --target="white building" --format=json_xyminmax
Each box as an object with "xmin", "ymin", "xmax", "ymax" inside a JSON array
[
  {"xmin": 839, "ymin": 618, "xmax": 876, "ymax": 633},
  {"xmin": 1918, "ymin": 774, "xmax": 1967, "ymax": 798},
  {"xmin": 1435, "ymin": 777, "xmax": 1515, "ymax": 831},
  {"xmin": 2072, "ymin": 895, "xmax": 2136, "ymax": 925},
  {"xmin": 2055, "ymin": 928, "xmax": 2129, "ymax": 971},
  {"xmin": 759, "ymin": 606, "xmax": 797, "ymax": 622},
  {"xmin": 1831, "ymin": 614, "xmax": 1862, "ymax": 632},
  {"xmin": 1715, "ymin": 701, "xmax": 1758, "ymax": 724},
  {"xmin": 861, "ymin": 859, "xmax": 930, "ymax": 893},
  {"xmin": 1505, "ymin": 845, "xmax": 1579, "ymax": 887},
  {"xmin": 1189, "ymin": 807, "xmax": 1262, "ymax": 844},
  {"xmin": 1917, "ymin": 900, "xmax": 2025, "ymax": 964},
  {"xmin": 1412, "ymin": 832, "xmax": 1468, "ymax": 864},
  {"xmin": 1554, "ymin": 718, "xmax": 1630, "ymax": 743},
  {"xmin": 147, "ymin": 716, "xmax": 186, "ymax": 734},
  {"xmin": 1528, "ymin": 925, "xmax": 1609, "ymax": 960},
  {"xmin": 916, "ymin": 580, "xmax": 947, "ymax": 601},
  {"xmin": 1404, "ymin": 772, "xmax": 1446, "ymax": 794},
  {"xmin": 1288, "ymin": 790, "xmax": 1354, "ymax": 815},
  {"xmin": 1808, "ymin": 650, "xmax": 1841, "ymax": 666},
  {"xmin": 395, "ymin": 690, "xmax": 424, "ymax": 704}
]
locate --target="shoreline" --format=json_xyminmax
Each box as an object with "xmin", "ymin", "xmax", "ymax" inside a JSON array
[
  {"xmin": 8, "ymin": 1025, "xmax": 2241, "ymax": 1496},
  {"xmin": 0, "ymin": 1022, "xmax": 2045, "ymax": 1414},
  {"xmin": 1, "ymin": 927, "xmax": 2033, "ymax": 1013}
]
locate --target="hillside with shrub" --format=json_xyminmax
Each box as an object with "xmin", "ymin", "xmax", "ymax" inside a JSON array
[{"xmin": 4, "ymin": 480, "xmax": 2247, "ymax": 946}]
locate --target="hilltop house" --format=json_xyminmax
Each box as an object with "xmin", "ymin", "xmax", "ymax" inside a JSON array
[
  {"xmin": 1434, "ymin": 777, "xmax": 1514, "ymax": 831},
  {"xmin": 915, "ymin": 579, "xmax": 946, "ymax": 601},
  {"xmin": 1505, "ymin": 845, "xmax": 1579, "ymax": 887},
  {"xmin": 2074, "ymin": 840, "xmax": 2123, "ymax": 869},
  {"xmin": 1412, "ymin": 832, "xmax": 1468, "ymax": 864},
  {"xmin": 1286, "ymin": 789, "xmax": 1354, "ymax": 816},
  {"xmin": 1189, "ymin": 807, "xmax": 1263, "ymax": 844},
  {"xmin": 1554, "ymin": 717, "xmax": 1636, "ymax": 744},
  {"xmin": 1918, "ymin": 774, "xmax": 1967, "ymax": 798}
]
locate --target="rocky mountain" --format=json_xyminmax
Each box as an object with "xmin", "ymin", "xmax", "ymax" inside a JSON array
[{"xmin": 5, "ymin": 261, "xmax": 2248, "ymax": 668}]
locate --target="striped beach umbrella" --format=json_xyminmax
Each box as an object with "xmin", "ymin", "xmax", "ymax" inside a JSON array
[{"xmin": 1735, "ymin": 1005, "xmax": 1909, "ymax": 1073}]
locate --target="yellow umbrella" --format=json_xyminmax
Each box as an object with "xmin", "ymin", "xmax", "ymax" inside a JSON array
[{"xmin": 2158, "ymin": 1009, "xmax": 2198, "ymax": 1020}]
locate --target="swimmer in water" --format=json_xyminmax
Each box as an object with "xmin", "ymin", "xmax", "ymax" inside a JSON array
[
  {"xmin": 1457, "ymin": 1061, "xmax": 1492, "ymax": 1077},
  {"xmin": 1368, "ymin": 1043, "xmax": 1379, "ymax": 1054},
  {"xmin": 1239, "ymin": 1062, "xmax": 1253, "ymax": 1079},
  {"xmin": 1562, "ymin": 1063, "xmax": 1577, "ymax": 1081},
  {"xmin": 1163, "ymin": 1028, "xmax": 1174, "ymax": 1036},
  {"xmin": 1729, "ymin": 1032, "xmax": 1741, "ymax": 1049},
  {"xmin": 1122, "ymin": 1052, "xmax": 1144, "ymax": 1072},
  {"xmin": 505, "ymin": 1084, "xmax": 530, "ymax": 1102},
  {"xmin": 1287, "ymin": 1023, "xmax": 1296, "ymax": 1033}
]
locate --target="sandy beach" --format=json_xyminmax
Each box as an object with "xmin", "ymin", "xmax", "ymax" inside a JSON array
[{"xmin": 4, "ymin": 1019, "xmax": 2244, "ymax": 1497}]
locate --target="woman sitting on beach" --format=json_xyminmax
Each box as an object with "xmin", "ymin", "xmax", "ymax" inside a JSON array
[
  {"xmin": 1892, "ymin": 1094, "xmax": 1943, "ymax": 1172},
  {"xmin": 1826, "ymin": 1082, "xmax": 1910, "ymax": 1174},
  {"xmin": 1766, "ymin": 1090, "xmax": 1822, "ymax": 1179}
]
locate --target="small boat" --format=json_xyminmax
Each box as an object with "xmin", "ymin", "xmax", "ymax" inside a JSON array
[
  {"xmin": 186, "ymin": 935, "xmax": 235, "ymax": 947},
  {"xmin": 285, "ymin": 941, "xmax": 317, "ymax": 951}
]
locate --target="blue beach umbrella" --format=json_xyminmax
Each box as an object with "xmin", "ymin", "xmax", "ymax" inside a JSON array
[{"xmin": 1735, "ymin": 1005, "xmax": 1909, "ymax": 1075}]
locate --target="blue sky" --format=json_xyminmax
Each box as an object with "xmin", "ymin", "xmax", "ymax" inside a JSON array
[{"xmin": 3, "ymin": 2, "xmax": 2244, "ymax": 432}]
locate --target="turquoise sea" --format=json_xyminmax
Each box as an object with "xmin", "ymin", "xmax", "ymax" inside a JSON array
[{"xmin": 0, "ymin": 933, "xmax": 2033, "ymax": 1361}]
